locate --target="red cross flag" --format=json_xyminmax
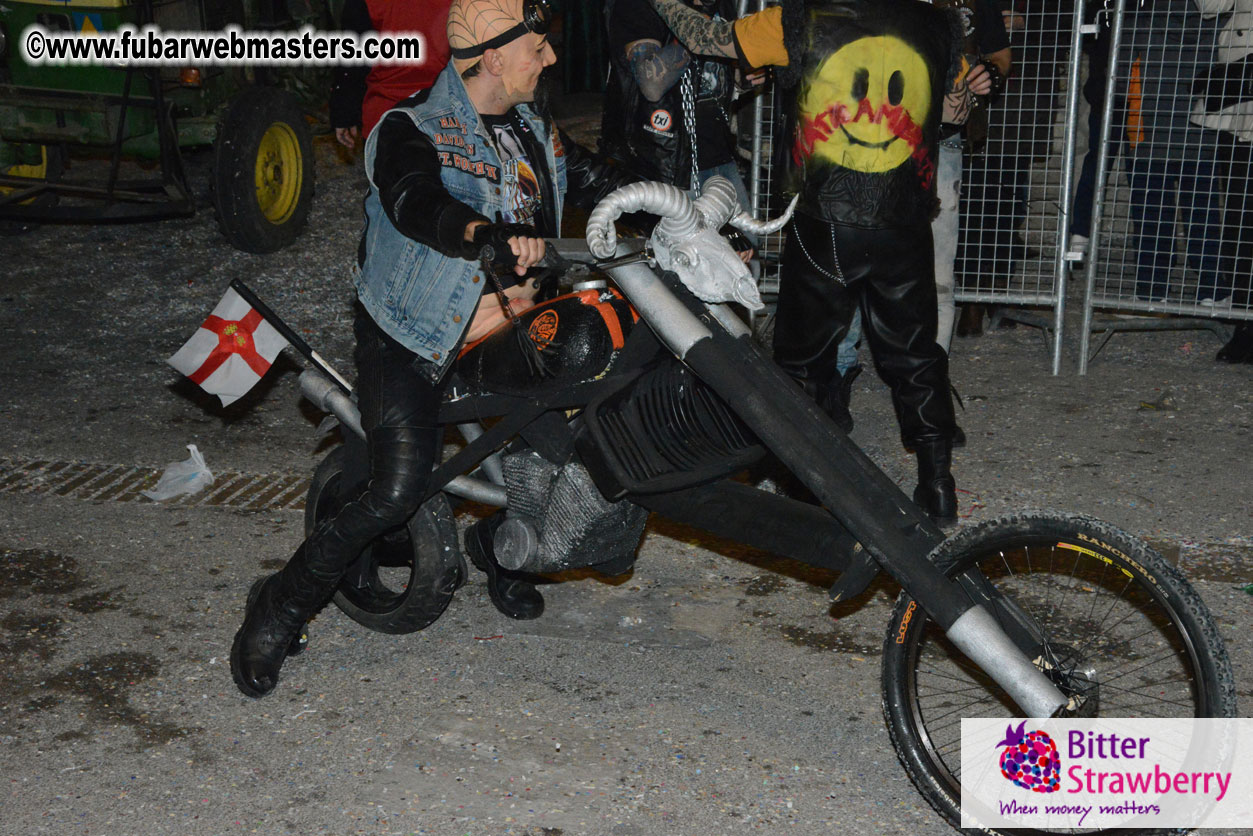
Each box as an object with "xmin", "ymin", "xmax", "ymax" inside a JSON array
[{"xmin": 168, "ymin": 287, "xmax": 290, "ymax": 406}]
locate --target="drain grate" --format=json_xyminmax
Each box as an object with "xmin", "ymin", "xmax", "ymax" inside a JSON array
[{"xmin": 0, "ymin": 456, "xmax": 309, "ymax": 512}]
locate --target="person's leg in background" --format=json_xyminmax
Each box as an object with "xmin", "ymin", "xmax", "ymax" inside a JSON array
[
  {"xmin": 933, "ymin": 139, "xmax": 962, "ymax": 354},
  {"xmin": 1126, "ymin": 153, "xmax": 1177, "ymax": 301},
  {"xmin": 845, "ymin": 222, "xmax": 958, "ymax": 525},
  {"xmin": 1213, "ymin": 130, "xmax": 1253, "ymax": 362},
  {"xmin": 1177, "ymin": 144, "xmax": 1226, "ymax": 304}
]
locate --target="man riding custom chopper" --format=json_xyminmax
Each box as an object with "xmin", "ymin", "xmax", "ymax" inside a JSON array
[
  {"xmin": 214, "ymin": 3, "xmax": 1234, "ymax": 832},
  {"xmin": 230, "ymin": 0, "xmax": 638, "ymax": 698}
]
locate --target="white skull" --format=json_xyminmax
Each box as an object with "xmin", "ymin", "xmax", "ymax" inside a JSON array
[{"xmin": 653, "ymin": 227, "xmax": 764, "ymax": 311}]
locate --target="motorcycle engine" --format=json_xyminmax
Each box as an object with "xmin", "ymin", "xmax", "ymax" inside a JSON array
[{"xmin": 494, "ymin": 450, "xmax": 648, "ymax": 575}]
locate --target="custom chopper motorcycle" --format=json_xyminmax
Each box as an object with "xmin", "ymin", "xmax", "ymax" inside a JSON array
[{"xmin": 288, "ymin": 177, "xmax": 1234, "ymax": 833}]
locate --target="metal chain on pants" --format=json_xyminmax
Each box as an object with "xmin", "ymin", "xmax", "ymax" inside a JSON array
[
  {"xmin": 680, "ymin": 65, "xmax": 700, "ymax": 192},
  {"xmin": 792, "ymin": 220, "xmax": 847, "ymax": 285}
]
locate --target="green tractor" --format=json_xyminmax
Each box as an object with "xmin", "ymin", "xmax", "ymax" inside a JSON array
[{"xmin": 0, "ymin": 0, "xmax": 337, "ymax": 253}]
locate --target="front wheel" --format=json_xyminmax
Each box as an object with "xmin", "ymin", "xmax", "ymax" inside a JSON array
[
  {"xmin": 305, "ymin": 447, "xmax": 463, "ymax": 634},
  {"xmin": 881, "ymin": 511, "xmax": 1235, "ymax": 835}
]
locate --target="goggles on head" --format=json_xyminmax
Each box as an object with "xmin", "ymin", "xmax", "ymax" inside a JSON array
[{"xmin": 450, "ymin": 0, "xmax": 555, "ymax": 60}]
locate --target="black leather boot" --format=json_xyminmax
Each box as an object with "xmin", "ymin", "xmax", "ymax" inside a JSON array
[
  {"xmin": 230, "ymin": 543, "xmax": 338, "ymax": 698},
  {"xmin": 1217, "ymin": 322, "xmax": 1253, "ymax": 363},
  {"xmin": 913, "ymin": 438, "xmax": 958, "ymax": 528},
  {"xmin": 805, "ymin": 365, "xmax": 862, "ymax": 433},
  {"xmin": 466, "ymin": 513, "xmax": 544, "ymax": 620}
]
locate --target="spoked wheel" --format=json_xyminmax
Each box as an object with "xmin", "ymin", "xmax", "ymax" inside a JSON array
[
  {"xmin": 881, "ymin": 512, "xmax": 1235, "ymax": 835},
  {"xmin": 305, "ymin": 447, "xmax": 464, "ymax": 635}
]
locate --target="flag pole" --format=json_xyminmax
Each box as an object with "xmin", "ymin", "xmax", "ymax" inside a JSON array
[{"xmin": 229, "ymin": 279, "xmax": 354, "ymax": 395}]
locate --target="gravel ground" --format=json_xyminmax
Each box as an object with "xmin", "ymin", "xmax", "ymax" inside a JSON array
[{"xmin": 1, "ymin": 102, "xmax": 1250, "ymax": 836}]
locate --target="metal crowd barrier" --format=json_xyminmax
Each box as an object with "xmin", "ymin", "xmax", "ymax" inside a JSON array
[
  {"xmin": 953, "ymin": 0, "xmax": 1083, "ymax": 375},
  {"xmin": 1077, "ymin": 0, "xmax": 1253, "ymax": 373}
]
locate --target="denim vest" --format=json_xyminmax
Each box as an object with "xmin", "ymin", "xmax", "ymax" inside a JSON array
[{"xmin": 356, "ymin": 64, "xmax": 568, "ymax": 374}]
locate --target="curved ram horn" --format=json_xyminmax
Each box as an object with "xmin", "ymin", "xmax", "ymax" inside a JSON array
[
  {"xmin": 691, "ymin": 175, "xmax": 739, "ymax": 231},
  {"xmin": 728, "ymin": 193, "xmax": 800, "ymax": 236},
  {"xmin": 585, "ymin": 181, "xmax": 699, "ymax": 259}
]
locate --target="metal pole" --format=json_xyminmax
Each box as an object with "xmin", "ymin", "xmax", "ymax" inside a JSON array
[
  {"xmin": 230, "ymin": 279, "xmax": 354, "ymax": 394},
  {"xmin": 458, "ymin": 422, "xmax": 506, "ymax": 485},
  {"xmin": 1078, "ymin": 0, "xmax": 1128, "ymax": 374},
  {"xmin": 743, "ymin": 0, "xmax": 764, "ymax": 218},
  {"xmin": 1052, "ymin": 0, "xmax": 1088, "ymax": 375}
]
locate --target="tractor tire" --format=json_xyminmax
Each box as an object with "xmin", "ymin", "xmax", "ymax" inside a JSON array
[{"xmin": 210, "ymin": 87, "xmax": 314, "ymax": 254}]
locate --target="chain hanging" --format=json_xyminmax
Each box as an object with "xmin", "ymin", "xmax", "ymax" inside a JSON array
[
  {"xmin": 793, "ymin": 220, "xmax": 847, "ymax": 285},
  {"xmin": 680, "ymin": 64, "xmax": 700, "ymax": 192}
]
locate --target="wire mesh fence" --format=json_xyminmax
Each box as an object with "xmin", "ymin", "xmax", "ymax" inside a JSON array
[
  {"xmin": 1078, "ymin": 0, "xmax": 1253, "ymax": 369},
  {"xmin": 955, "ymin": 0, "xmax": 1074, "ymax": 308}
]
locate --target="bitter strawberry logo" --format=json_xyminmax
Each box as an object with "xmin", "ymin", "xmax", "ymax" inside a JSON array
[{"xmin": 997, "ymin": 721, "xmax": 1061, "ymax": 793}]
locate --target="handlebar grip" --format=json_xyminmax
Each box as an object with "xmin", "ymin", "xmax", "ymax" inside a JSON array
[{"xmin": 478, "ymin": 239, "xmax": 565, "ymax": 272}]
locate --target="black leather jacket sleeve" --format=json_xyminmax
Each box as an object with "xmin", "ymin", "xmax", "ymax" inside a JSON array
[
  {"xmin": 560, "ymin": 128, "xmax": 642, "ymax": 211},
  {"xmin": 370, "ymin": 110, "xmax": 490, "ymax": 257}
]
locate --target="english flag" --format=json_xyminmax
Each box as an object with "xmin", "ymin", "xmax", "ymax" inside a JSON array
[{"xmin": 168, "ymin": 287, "xmax": 289, "ymax": 406}]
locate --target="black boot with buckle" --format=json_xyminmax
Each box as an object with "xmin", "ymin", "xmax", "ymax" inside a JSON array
[
  {"xmin": 466, "ymin": 512, "xmax": 544, "ymax": 620},
  {"xmin": 231, "ymin": 541, "xmax": 338, "ymax": 698},
  {"xmin": 912, "ymin": 438, "xmax": 958, "ymax": 528}
]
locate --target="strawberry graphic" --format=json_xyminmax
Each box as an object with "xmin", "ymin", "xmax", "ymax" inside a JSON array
[{"xmin": 995, "ymin": 721, "xmax": 1061, "ymax": 793}]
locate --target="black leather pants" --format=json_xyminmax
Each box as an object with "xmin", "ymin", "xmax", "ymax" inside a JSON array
[
  {"xmin": 303, "ymin": 307, "xmax": 444, "ymax": 582},
  {"xmin": 773, "ymin": 211, "xmax": 955, "ymax": 445}
]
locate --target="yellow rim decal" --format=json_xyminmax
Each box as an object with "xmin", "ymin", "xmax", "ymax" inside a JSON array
[{"xmin": 1056, "ymin": 541, "xmax": 1135, "ymax": 579}]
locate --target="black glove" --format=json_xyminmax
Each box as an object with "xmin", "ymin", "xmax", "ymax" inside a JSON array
[
  {"xmin": 463, "ymin": 222, "xmax": 542, "ymax": 269},
  {"xmin": 976, "ymin": 61, "xmax": 1006, "ymax": 106}
]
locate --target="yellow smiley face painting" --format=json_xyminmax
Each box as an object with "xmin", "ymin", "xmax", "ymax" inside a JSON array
[{"xmin": 795, "ymin": 35, "xmax": 931, "ymax": 173}]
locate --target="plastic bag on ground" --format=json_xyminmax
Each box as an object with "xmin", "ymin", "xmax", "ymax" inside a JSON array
[{"xmin": 142, "ymin": 444, "xmax": 215, "ymax": 501}]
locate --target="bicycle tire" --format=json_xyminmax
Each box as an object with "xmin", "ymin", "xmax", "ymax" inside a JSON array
[{"xmin": 880, "ymin": 511, "xmax": 1235, "ymax": 835}]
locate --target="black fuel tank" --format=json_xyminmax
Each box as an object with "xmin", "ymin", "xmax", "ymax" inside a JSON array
[{"xmin": 455, "ymin": 289, "xmax": 637, "ymax": 395}]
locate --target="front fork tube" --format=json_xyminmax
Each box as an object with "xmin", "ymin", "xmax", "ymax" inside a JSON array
[
  {"xmin": 697, "ymin": 332, "xmax": 1064, "ymax": 716},
  {"xmin": 603, "ymin": 260, "xmax": 1066, "ymax": 717}
]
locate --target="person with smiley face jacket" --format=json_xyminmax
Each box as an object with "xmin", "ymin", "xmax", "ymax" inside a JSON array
[
  {"xmin": 231, "ymin": 0, "xmax": 639, "ymax": 699},
  {"xmin": 644, "ymin": 0, "xmax": 991, "ymax": 525}
]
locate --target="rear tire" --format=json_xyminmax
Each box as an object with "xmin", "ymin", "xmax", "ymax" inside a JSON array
[
  {"xmin": 211, "ymin": 87, "xmax": 314, "ymax": 253},
  {"xmin": 305, "ymin": 447, "xmax": 462, "ymax": 635},
  {"xmin": 880, "ymin": 511, "xmax": 1235, "ymax": 835}
]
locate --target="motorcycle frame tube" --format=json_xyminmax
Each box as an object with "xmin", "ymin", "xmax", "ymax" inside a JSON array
[
  {"xmin": 299, "ymin": 368, "xmax": 508, "ymax": 507},
  {"xmin": 946, "ymin": 606, "xmax": 1067, "ymax": 718},
  {"xmin": 457, "ymin": 422, "xmax": 506, "ymax": 485},
  {"xmin": 690, "ymin": 330, "xmax": 1063, "ymax": 716},
  {"xmin": 603, "ymin": 261, "xmax": 713, "ymax": 358}
]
